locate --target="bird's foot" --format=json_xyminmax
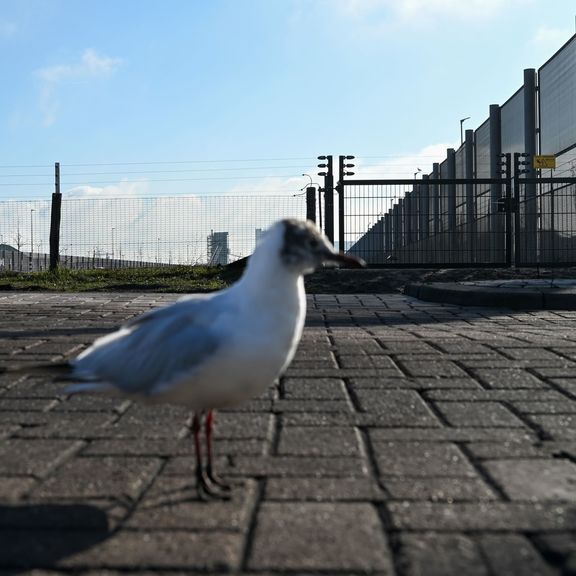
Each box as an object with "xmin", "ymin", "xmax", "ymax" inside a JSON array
[
  {"xmin": 207, "ymin": 466, "xmax": 232, "ymax": 492},
  {"xmin": 196, "ymin": 473, "xmax": 231, "ymax": 501}
]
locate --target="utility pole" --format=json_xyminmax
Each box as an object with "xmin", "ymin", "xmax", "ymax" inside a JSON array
[
  {"xmin": 337, "ymin": 155, "xmax": 355, "ymax": 252},
  {"xmin": 318, "ymin": 155, "xmax": 334, "ymax": 244}
]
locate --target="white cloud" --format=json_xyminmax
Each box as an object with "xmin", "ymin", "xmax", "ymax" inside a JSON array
[
  {"xmin": 35, "ymin": 49, "xmax": 123, "ymax": 126},
  {"xmin": 66, "ymin": 179, "xmax": 148, "ymax": 199},
  {"xmin": 0, "ymin": 21, "xmax": 17, "ymax": 38},
  {"xmin": 532, "ymin": 25, "xmax": 571, "ymax": 49},
  {"xmin": 333, "ymin": 0, "xmax": 533, "ymax": 23}
]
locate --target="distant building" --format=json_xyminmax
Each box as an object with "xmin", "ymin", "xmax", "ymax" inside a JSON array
[{"xmin": 207, "ymin": 231, "xmax": 229, "ymax": 265}]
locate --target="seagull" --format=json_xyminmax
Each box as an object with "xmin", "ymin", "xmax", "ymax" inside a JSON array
[{"xmin": 6, "ymin": 219, "xmax": 364, "ymax": 499}]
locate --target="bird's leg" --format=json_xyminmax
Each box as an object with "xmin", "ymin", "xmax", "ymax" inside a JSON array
[
  {"xmin": 192, "ymin": 411, "xmax": 228, "ymax": 500},
  {"xmin": 205, "ymin": 409, "xmax": 231, "ymax": 492}
]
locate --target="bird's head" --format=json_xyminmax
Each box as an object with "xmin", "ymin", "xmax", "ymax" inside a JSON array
[{"xmin": 277, "ymin": 219, "xmax": 365, "ymax": 275}]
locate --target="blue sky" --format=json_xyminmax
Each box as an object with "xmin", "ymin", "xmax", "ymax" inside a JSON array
[{"xmin": 0, "ymin": 0, "xmax": 575, "ymax": 200}]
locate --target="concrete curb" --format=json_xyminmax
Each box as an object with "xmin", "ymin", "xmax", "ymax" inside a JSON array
[{"xmin": 404, "ymin": 282, "xmax": 576, "ymax": 310}]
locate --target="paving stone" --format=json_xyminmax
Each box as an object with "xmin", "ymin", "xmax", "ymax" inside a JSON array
[
  {"xmin": 434, "ymin": 401, "xmax": 527, "ymax": 427},
  {"xmin": 479, "ymin": 534, "xmax": 557, "ymax": 576},
  {"xmin": 350, "ymin": 376, "xmax": 484, "ymax": 390},
  {"xmin": 33, "ymin": 456, "xmax": 162, "ymax": 499},
  {"xmin": 248, "ymin": 503, "xmax": 393, "ymax": 572},
  {"xmin": 389, "ymin": 501, "xmax": 576, "ymax": 531},
  {"xmin": 126, "ymin": 477, "xmax": 257, "ymax": 530},
  {"xmin": 466, "ymin": 440, "xmax": 547, "ymax": 459},
  {"xmin": 471, "ymin": 368, "xmax": 548, "ymax": 389},
  {"xmin": 277, "ymin": 426, "xmax": 361, "ymax": 456},
  {"xmin": 355, "ymin": 390, "xmax": 441, "ymax": 426},
  {"xmin": 369, "ymin": 427, "xmax": 536, "ymax": 443},
  {"xmin": 0, "ymin": 439, "xmax": 82, "ymax": 476},
  {"xmin": 483, "ymin": 458, "xmax": 576, "ymax": 501},
  {"xmin": 372, "ymin": 441, "xmax": 478, "ymax": 477},
  {"xmin": 383, "ymin": 477, "xmax": 497, "ymax": 502},
  {"xmin": 62, "ymin": 529, "xmax": 244, "ymax": 570},
  {"xmin": 265, "ymin": 476, "xmax": 384, "ymax": 501},
  {"xmin": 0, "ymin": 477, "xmax": 37, "ymax": 501},
  {"xmin": 399, "ymin": 533, "xmax": 488, "ymax": 576},
  {"xmin": 282, "ymin": 377, "xmax": 349, "ymax": 400}
]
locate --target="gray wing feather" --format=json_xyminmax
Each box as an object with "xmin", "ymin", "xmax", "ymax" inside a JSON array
[{"xmin": 71, "ymin": 296, "xmax": 224, "ymax": 395}]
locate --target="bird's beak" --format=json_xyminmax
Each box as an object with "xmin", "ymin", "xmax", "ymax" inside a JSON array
[{"xmin": 324, "ymin": 251, "xmax": 366, "ymax": 268}]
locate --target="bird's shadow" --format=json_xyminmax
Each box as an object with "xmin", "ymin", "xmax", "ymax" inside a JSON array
[{"xmin": 0, "ymin": 503, "xmax": 110, "ymax": 574}]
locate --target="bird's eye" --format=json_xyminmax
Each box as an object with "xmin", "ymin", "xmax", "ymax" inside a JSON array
[{"xmin": 309, "ymin": 238, "xmax": 320, "ymax": 249}]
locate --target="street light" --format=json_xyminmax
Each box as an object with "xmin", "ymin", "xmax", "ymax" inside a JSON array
[
  {"xmin": 414, "ymin": 168, "xmax": 422, "ymax": 179},
  {"xmin": 460, "ymin": 116, "xmax": 470, "ymax": 144},
  {"xmin": 30, "ymin": 209, "xmax": 35, "ymax": 263}
]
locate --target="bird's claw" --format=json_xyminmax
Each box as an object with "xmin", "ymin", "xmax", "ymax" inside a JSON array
[{"xmin": 197, "ymin": 473, "xmax": 231, "ymax": 501}]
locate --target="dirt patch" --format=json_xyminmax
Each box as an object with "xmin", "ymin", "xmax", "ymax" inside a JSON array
[{"xmin": 304, "ymin": 266, "xmax": 576, "ymax": 294}]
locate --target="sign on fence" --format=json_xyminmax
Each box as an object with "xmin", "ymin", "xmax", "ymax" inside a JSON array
[{"xmin": 533, "ymin": 155, "xmax": 556, "ymax": 169}]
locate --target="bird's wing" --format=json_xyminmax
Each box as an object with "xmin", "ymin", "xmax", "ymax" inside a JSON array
[{"xmin": 70, "ymin": 295, "xmax": 228, "ymax": 395}]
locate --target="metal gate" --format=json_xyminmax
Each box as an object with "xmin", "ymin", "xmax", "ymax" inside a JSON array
[
  {"xmin": 341, "ymin": 177, "xmax": 512, "ymax": 266},
  {"xmin": 515, "ymin": 176, "xmax": 576, "ymax": 266},
  {"xmin": 340, "ymin": 172, "xmax": 576, "ymax": 267}
]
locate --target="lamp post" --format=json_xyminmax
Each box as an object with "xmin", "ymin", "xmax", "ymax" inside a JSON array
[
  {"xmin": 414, "ymin": 168, "xmax": 422, "ymax": 179},
  {"xmin": 460, "ymin": 116, "xmax": 470, "ymax": 144},
  {"xmin": 30, "ymin": 209, "xmax": 35, "ymax": 267}
]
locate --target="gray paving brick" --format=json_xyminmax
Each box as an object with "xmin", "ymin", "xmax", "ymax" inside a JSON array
[
  {"xmin": 434, "ymin": 401, "xmax": 527, "ymax": 427},
  {"xmin": 479, "ymin": 534, "xmax": 557, "ymax": 576},
  {"xmin": 33, "ymin": 456, "xmax": 162, "ymax": 499},
  {"xmin": 483, "ymin": 458, "xmax": 576, "ymax": 501},
  {"xmin": 63, "ymin": 529, "xmax": 244, "ymax": 570},
  {"xmin": 399, "ymin": 533, "xmax": 489, "ymax": 576},
  {"xmin": 471, "ymin": 368, "xmax": 548, "ymax": 389},
  {"xmin": 372, "ymin": 441, "xmax": 479, "ymax": 477},
  {"xmin": 265, "ymin": 476, "xmax": 384, "ymax": 501},
  {"xmin": 389, "ymin": 501, "xmax": 576, "ymax": 531},
  {"xmin": 282, "ymin": 377, "xmax": 349, "ymax": 400},
  {"xmin": 383, "ymin": 477, "xmax": 497, "ymax": 502},
  {"xmin": 248, "ymin": 503, "xmax": 393, "ymax": 572},
  {"xmin": 356, "ymin": 389, "xmax": 442, "ymax": 426},
  {"xmin": 277, "ymin": 426, "xmax": 360, "ymax": 456},
  {"xmin": 0, "ymin": 439, "xmax": 82, "ymax": 476},
  {"xmin": 126, "ymin": 477, "xmax": 257, "ymax": 530}
]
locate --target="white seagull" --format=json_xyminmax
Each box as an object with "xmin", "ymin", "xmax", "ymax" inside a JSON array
[{"xmin": 6, "ymin": 219, "xmax": 364, "ymax": 499}]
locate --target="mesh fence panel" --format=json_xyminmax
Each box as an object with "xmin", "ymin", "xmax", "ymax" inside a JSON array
[{"xmin": 0, "ymin": 195, "xmax": 306, "ymax": 270}]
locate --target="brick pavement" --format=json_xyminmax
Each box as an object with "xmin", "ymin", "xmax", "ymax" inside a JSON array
[{"xmin": 1, "ymin": 292, "xmax": 576, "ymax": 574}]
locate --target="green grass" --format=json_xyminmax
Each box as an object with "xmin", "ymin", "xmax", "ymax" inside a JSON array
[{"xmin": 0, "ymin": 265, "xmax": 244, "ymax": 293}]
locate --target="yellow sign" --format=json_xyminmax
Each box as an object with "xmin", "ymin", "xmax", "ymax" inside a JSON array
[{"xmin": 533, "ymin": 155, "xmax": 556, "ymax": 169}]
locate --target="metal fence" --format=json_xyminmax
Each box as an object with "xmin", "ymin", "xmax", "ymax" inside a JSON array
[
  {"xmin": 342, "ymin": 34, "xmax": 576, "ymax": 267},
  {"xmin": 0, "ymin": 195, "xmax": 306, "ymax": 271},
  {"xmin": 345, "ymin": 178, "xmax": 510, "ymax": 266}
]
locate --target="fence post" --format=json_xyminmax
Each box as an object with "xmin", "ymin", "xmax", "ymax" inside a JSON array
[
  {"xmin": 465, "ymin": 129, "xmax": 475, "ymax": 261},
  {"xmin": 49, "ymin": 162, "xmax": 61, "ymax": 271},
  {"xmin": 306, "ymin": 187, "xmax": 316, "ymax": 223},
  {"xmin": 523, "ymin": 68, "xmax": 538, "ymax": 264}
]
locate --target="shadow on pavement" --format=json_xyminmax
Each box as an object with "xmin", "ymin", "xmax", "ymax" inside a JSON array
[{"xmin": 0, "ymin": 503, "xmax": 110, "ymax": 573}]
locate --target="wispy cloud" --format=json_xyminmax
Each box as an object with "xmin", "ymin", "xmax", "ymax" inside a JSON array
[
  {"xmin": 333, "ymin": 0, "xmax": 533, "ymax": 24},
  {"xmin": 35, "ymin": 49, "xmax": 122, "ymax": 126},
  {"xmin": 532, "ymin": 25, "xmax": 571, "ymax": 49},
  {"xmin": 0, "ymin": 20, "xmax": 17, "ymax": 39},
  {"xmin": 66, "ymin": 179, "xmax": 148, "ymax": 199}
]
